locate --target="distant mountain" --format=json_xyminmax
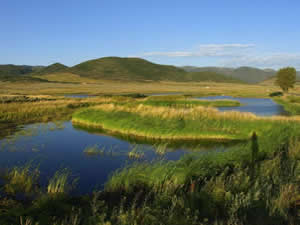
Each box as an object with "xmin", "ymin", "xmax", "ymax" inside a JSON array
[
  {"xmin": 0, "ymin": 64, "xmax": 46, "ymax": 82},
  {"xmin": 182, "ymin": 66, "xmax": 276, "ymax": 83},
  {"xmin": 1, "ymin": 57, "xmax": 298, "ymax": 84},
  {"xmin": 184, "ymin": 71, "xmax": 242, "ymax": 83},
  {"xmin": 32, "ymin": 63, "xmax": 68, "ymax": 75}
]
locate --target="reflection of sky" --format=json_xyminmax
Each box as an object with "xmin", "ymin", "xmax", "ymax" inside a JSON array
[
  {"xmin": 197, "ymin": 96, "xmax": 287, "ymax": 116},
  {"xmin": 0, "ymin": 122, "xmax": 226, "ymax": 194}
]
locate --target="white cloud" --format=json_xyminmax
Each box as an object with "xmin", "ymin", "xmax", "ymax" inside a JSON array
[
  {"xmin": 142, "ymin": 43, "xmax": 255, "ymax": 57},
  {"xmin": 221, "ymin": 53, "xmax": 300, "ymax": 69},
  {"xmin": 139, "ymin": 44, "xmax": 300, "ymax": 69}
]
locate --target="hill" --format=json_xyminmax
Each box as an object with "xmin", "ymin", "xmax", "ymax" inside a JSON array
[
  {"xmin": 69, "ymin": 57, "xmax": 186, "ymax": 81},
  {"xmin": 182, "ymin": 66, "xmax": 276, "ymax": 83},
  {"xmin": 32, "ymin": 63, "xmax": 68, "ymax": 75},
  {"xmin": 184, "ymin": 71, "xmax": 242, "ymax": 83},
  {"xmin": 0, "ymin": 64, "xmax": 46, "ymax": 82}
]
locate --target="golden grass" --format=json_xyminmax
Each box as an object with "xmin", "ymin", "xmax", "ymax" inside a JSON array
[
  {"xmin": 1, "ymin": 79, "xmax": 299, "ymax": 97},
  {"xmin": 87, "ymin": 103, "xmax": 300, "ymax": 122}
]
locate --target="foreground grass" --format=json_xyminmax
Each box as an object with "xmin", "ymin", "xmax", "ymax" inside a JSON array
[
  {"xmin": 0, "ymin": 127, "xmax": 299, "ymax": 225},
  {"xmin": 72, "ymin": 103, "xmax": 300, "ymax": 141}
]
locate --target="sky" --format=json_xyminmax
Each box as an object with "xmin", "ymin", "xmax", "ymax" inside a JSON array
[{"xmin": 1, "ymin": 0, "xmax": 300, "ymax": 69}]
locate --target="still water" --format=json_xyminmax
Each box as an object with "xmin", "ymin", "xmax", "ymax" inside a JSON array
[{"xmin": 197, "ymin": 96, "xmax": 287, "ymax": 116}]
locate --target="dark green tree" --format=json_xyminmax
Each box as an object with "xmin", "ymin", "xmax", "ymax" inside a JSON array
[{"xmin": 275, "ymin": 67, "xmax": 296, "ymax": 93}]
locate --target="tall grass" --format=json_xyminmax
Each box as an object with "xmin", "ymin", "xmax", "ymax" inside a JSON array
[
  {"xmin": 72, "ymin": 103, "xmax": 300, "ymax": 141},
  {"xmin": 47, "ymin": 169, "xmax": 74, "ymax": 194},
  {"xmin": 3, "ymin": 163, "xmax": 40, "ymax": 195},
  {"xmin": 274, "ymin": 96, "xmax": 300, "ymax": 115}
]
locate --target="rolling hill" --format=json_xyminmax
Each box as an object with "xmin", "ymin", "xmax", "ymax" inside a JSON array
[
  {"xmin": 182, "ymin": 66, "xmax": 277, "ymax": 83},
  {"xmin": 69, "ymin": 57, "xmax": 186, "ymax": 81},
  {"xmin": 0, "ymin": 64, "xmax": 46, "ymax": 82},
  {"xmin": 2, "ymin": 57, "xmax": 298, "ymax": 84},
  {"xmin": 32, "ymin": 63, "xmax": 68, "ymax": 75}
]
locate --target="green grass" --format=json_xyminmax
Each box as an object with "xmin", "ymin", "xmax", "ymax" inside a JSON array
[
  {"xmin": 83, "ymin": 144, "xmax": 105, "ymax": 155},
  {"xmin": 72, "ymin": 103, "xmax": 299, "ymax": 141},
  {"xmin": 274, "ymin": 96, "xmax": 300, "ymax": 115},
  {"xmin": 142, "ymin": 98, "xmax": 241, "ymax": 108},
  {"xmin": 3, "ymin": 163, "xmax": 40, "ymax": 195},
  {"xmin": 47, "ymin": 169, "xmax": 74, "ymax": 194}
]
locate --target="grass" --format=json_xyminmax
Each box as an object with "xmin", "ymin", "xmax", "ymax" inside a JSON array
[
  {"xmin": 3, "ymin": 163, "xmax": 40, "ymax": 195},
  {"xmin": 0, "ymin": 128, "xmax": 299, "ymax": 224},
  {"xmin": 47, "ymin": 169, "xmax": 73, "ymax": 194},
  {"xmin": 72, "ymin": 103, "xmax": 300, "ymax": 141},
  {"xmin": 0, "ymin": 95, "xmax": 134, "ymax": 126},
  {"xmin": 128, "ymin": 146, "xmax": 145, "ymax": 159},
  {"xmin": 2, "ymin": 78, "xmax": 300, "ymax": 97},
  {"xmin": 141, "ymin": 95, "xmax": 241, "ymax": 108},
  {"xmin": 274, "ymin": 95, "xmax": 300, "ymax": 115},
  {"xmin": 83, "ymin": 144, "xmax": 105, "ymax": 156}
]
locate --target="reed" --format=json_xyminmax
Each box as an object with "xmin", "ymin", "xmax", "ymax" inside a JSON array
[
  {"xmin": 4, "ymin": 163, "xmax": 40, "ymax": 195},
  {"xmin": 128, "ymin": 146, "xmax": 145, "ymax": 159},
  {"xmin": 83, "ymin": 144, "xmax": 105, "ymax": 156},
  {"xmin": 47, "ymin": 169, "xmax": 73, "ymax": 194}
]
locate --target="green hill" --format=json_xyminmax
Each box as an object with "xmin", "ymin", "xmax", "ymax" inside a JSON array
[
  {"xmin": 0, "ymin": 65, "xmax": 46, "ymax": 82},
  {"xmin": 182, "ymin": 66, "xmax": 277, "ymax": 83},
  {"xmin": 69, "ymin": 57, "xmax": 186, "ymax": 81},
  {"xmin": 184, "ymin": 71, "xmax": 242, "ymax": 83},
  {"xmin": 32, "ymin": 63, "xmax": 68, "ymax": 75}
]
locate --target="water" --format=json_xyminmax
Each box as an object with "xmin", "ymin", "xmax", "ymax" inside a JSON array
[
  {"xmin": 0, "ymin": 96, "xmax": 287, "ymax": 194},
  {"xmin": 197, "ymin": 96, "xmax": 287, "ymax": 116},
  {"xmin": 0, "ymin": 122, "xmax": 229, "ymax": 194}
]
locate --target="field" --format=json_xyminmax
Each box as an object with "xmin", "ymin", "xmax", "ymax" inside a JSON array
[{"xmin": 2, "ymin": 79, "xmax": 300, "ymax": 97}]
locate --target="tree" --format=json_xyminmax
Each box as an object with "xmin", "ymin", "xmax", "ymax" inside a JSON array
[{"xmin": 275, "ymin": 67, "xmax": 296, "ymax": 93}]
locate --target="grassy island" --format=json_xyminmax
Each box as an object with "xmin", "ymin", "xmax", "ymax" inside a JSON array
[{"xmin": 72, "ymin": 102, "xmax": 300, "ymax": 141}]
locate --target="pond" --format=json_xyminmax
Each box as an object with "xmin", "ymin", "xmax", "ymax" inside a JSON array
[
  {"xmin": 197, "ymin": 96, "xmax": 287, "ymax": 116},
  {"xmin": 0, "ymin": 121, "xmax": 231, "ymax": 195}
]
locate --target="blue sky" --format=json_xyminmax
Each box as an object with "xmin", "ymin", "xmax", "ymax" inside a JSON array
[{"xmin": 1, "ymin": 0, "xmax": 300, "ymax": 69}]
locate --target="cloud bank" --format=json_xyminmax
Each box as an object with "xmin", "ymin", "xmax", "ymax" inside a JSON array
[{"xmin": 140, "ymin": 44, "xmax": 300, "ymax": 69}]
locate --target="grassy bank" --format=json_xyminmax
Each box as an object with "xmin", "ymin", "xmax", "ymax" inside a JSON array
[
  {"xmin": 72, "ymin": 103, "xmax": 300, "ymax": 141},
  {"xmin": 274, "ymin": 96, "xmax": 300, "ymax": 115}
]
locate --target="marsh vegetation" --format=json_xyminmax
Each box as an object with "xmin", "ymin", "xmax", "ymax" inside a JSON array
[{"xmin": 0, "ymin": 92, "xmax": 300, "ymax": 224}]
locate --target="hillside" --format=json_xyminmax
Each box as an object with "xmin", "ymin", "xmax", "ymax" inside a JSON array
[
  {"xmin": 182, "ymin": 66, "xmax": 276, "ymax": 83},
  {"xmin": 184, "ymin": 71, "xmax": 242, "ymax": 83},
  {"xmin": 32, "ymin": 63, "xmax": 68, "ymax": 75},
  {"xmin": 3, "ymin": 57, "xmax": 298, "ymax": 84},
  {"xmin": 0, "ymin": 64, "xmax": 46, "ymax": 82},
  {"xmin": 69, "ymin": 57, "xmax": 186, "ymax": 81}
]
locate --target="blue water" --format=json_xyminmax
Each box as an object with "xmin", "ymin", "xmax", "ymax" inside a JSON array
[
  {"xmin": 0, "ymin": 122, "xmax": 227, "ymax": 194},
  {"xmin": 197, "ymin": 96, "xmax": 287, "ymax": 116}
]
